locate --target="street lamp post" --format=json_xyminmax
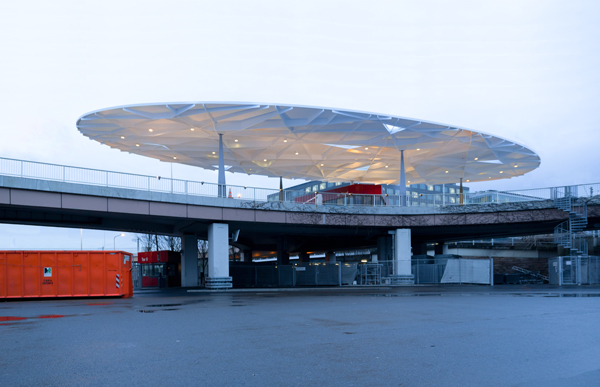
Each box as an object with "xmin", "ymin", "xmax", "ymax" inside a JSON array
[{"xmin": 114, "ymin": 233, "xmax": 125, "ymax": 250}]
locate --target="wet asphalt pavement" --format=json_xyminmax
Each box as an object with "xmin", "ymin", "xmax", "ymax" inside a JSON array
[{"xmin": 1, "ymin": 285, "xmax": 600, "ymax": 387}]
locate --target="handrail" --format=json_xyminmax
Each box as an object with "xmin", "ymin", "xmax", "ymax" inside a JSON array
[{"xmin": 0, "ymin": 156, "xmax": 598, "ymax": 208}]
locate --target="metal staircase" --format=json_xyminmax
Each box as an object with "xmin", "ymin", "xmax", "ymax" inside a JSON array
[{"xmin": 554, "ymin": 195, "xmax": 588, "ymax": 256}]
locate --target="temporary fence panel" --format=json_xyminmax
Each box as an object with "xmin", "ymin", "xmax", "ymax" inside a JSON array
[
  {"xmin": 295, "ymin": 265, "xmax": 318, "ymax": 286},
  {"xmin": 256, "ymin": 266, "xmax": 278, "ymax": 286},
  {"xmin": 358, "ymin": 264, "xmax": 382, "ymax": 285},
  {"xmin": 549, "ymin": 256, "xmax": 600, "ymax": 285},
  {"xmin": 230, "ymin": 265, "xmax": 295, "ymax": 287},
  {"xmin": 341, "ymin": 263, "xmax": 358, "ymax": 285},
  {"xmin": 230, "ymin": 266, "xmax": 256, "ymax": 287},
  {"xmin": 412, "ymin": 260, "xmax": 448, "ymax": 284},
  {"xmin": 316, "ymin": 264, "xmax": 340, "ymax": 285},
  {"xmin": 0, "ymin": 250, "xmax": 133, "ymax": 299},
  {"xmin": 132, "ymin": 263, "xmax": 142, "ymax": 290},
  {"xmin": 440, "ymin": 258, "xmax": 491, "ymax": 284},
  {"xmin": 278, "ymin": 266, "xmax": 295, "ymax": 286}
]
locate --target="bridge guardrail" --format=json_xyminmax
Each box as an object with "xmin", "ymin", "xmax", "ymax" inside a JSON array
[{"xmin": 0, "ymin": 157, "xmax": 598, "ymax": 208}]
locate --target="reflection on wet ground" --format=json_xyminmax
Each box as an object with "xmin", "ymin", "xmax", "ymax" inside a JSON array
[{"xmin": 1, "ymin": 285, "xmax": 600, "ymax": 386}]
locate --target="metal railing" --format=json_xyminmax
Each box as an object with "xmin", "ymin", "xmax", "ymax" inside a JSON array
[{"xmin": 1, "ymin": 156, "xmax": 599, "ymax": 209}]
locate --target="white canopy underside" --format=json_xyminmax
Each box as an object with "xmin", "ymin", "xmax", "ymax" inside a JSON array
[{"xmin": 76, "ymin": 102, "xmax": 540, "ymax": 185}]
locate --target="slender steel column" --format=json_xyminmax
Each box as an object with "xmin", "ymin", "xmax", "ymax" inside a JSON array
[
  {"xmin": 459, "ymin": 177, "xmax": 464, "ymax": 205},
  {"xmin": 279, "ymin": 176, "xmax": 284, "ymax": 202},
  {"xmin": 218, "ymin": 134, "xmax": 226, "ymax": 198},
  {"xmin": 399, "ymin": 150, "xmax": 406, "ymax": 206}
]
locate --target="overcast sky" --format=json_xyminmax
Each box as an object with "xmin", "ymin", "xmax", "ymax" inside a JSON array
[{"xmin": 1, "ymin": 0, "xmax": 599, "ymax": 250}]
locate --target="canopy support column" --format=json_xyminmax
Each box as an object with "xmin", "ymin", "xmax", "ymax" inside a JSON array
[
  {"xmin": 218, "ymin": 134, "xmax": 226, "ymax": 198},
  {"xmin": 399, "ymin": 150, "xmax": 406, "ymax": 206},
  {"xmin": 279, "ymin": 176, "xmax": 284, "ymax": 202}
]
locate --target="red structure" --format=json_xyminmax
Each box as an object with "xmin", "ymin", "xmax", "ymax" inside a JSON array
[
  {"xmin": 138, "ymin": 251, "xmax": 181, "ymax": 288},
  {"xmin": 294, "ymin": 183, "xmax": 384, "ymax": 205}
]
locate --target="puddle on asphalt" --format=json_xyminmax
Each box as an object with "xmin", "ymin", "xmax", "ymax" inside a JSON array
[
  {"xmin": 366, "ymin": 292, "xmax": 600, "ymax": 298},
  {"xmin": 0, "ymin": 313, "xmax": 89, "ymax": 324},
  {"xmin": 0, "ymin": 316, "xmax": 27, "ymax": 322},
  {"xmin": 182, "ymin": 299, "xmax": 209, "ymax": 305},
  {"xmin": 370, "ymin": 293, "xmax": 443, "ymax": 297},
  {"xmin": 542, "ymin": 293, "xmax": 600, "ymax": 297},
  {"xmin": 146, "ymin": 304, "xmax": 182, "ymax": 308}
]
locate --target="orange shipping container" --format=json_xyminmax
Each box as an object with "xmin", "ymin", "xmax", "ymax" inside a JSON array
[{"xmin": 0, "ymin": 251, "xmax": 133, "ymax": 299}]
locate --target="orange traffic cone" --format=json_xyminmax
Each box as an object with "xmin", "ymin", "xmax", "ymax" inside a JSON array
[{"xmin": 228, "ymin": 188, "xmax": 233, "ymax": 198}]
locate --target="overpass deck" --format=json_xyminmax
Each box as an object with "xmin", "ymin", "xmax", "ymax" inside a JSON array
[{"xmin": 0, "ymin": 157, "xmax": 599, "ymax": 252}]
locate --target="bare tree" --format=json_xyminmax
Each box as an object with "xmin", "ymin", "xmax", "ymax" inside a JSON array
[
  {"xmin": 133, "ymin": 234, "xmax": 156, "ymax": 252},
  {"xmin": 133, "ymin": 234, "xmax": 181, "ymax": 252},
  {"xmin": 197, "ymin": 239, "xmax": 209, "ymax": 259},
  {"xmin": 161, "ymin": 236, "xmax": 181, "ymax": 252}
]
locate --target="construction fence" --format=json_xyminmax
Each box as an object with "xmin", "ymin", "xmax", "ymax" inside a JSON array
[
  {"xmin": 548, "ymin": 256, "xmax": 600, "ymax": 285},
  {"xmin": 230, "ymin": 263, "xmax": 358, "ymax": 287},
  {"xmin": 362, "ymin": 257, "xmax": 494, "ymax": 285}
]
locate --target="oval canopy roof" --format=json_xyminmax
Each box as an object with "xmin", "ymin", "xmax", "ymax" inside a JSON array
[{"xmin": 76, "ymin": 102, "xmax": 540, "ymax": 185}]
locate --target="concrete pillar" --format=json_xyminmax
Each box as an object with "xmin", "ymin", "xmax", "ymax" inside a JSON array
[
  {"xmin": 434, "ymin": 243, "xmax": 444, "ymax": 255},
  {"xmin": 377, "ymin": 236, "xmax": 392, "ymax": 262},
  {"xmin": 206, "ymin": 223, "xmax": 232, "ymax": 289},
  {"xmin": 391, "ymin": 229, "xmax": 414, "ymax": 284},
  {"xmin": 277, "ymin": 236, "xmax": 290, "ymax": 265},
  {"xmin": 325, "ymin": 251, "xmax": 336, "ymax": 263},
  {"xmin": 299, "ymin": 251, "xmax": 310, "ymax": 264},
  {"xmin": 181, "ymin": 234, "xmax": 198, "ymax": 287}
]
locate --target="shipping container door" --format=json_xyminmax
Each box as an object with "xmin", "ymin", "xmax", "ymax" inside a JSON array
[
  {"xmin": 56, "ymin": 252, "xmax": 74, "ymax": 297},
  {"xmin": 6, "ymin": 252, "xmax": 26, "ymax": 297},
  {"xmin": 89, "ymin": 252, "xmax": 105, "ymax": 296},
  {"xmin": 73, "ymin": 252, "xmax": 90, "ymax": 296},
  {"xmin": 105, "ymin": 253, "xmax": 119, "ymax": 296},
  {"xmin": 23, "ymin": 252, "xmax": 41, "ymax": 297}
]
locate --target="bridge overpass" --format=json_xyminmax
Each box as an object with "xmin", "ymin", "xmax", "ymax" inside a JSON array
[{"xmin": 1, "ymin": 158, "xmax": 599, "ymax": 287}]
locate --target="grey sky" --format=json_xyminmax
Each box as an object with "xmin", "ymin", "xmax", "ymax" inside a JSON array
[{"xmin": 1, "ymin": 1, "xmax": 598, "ymax": 250}]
